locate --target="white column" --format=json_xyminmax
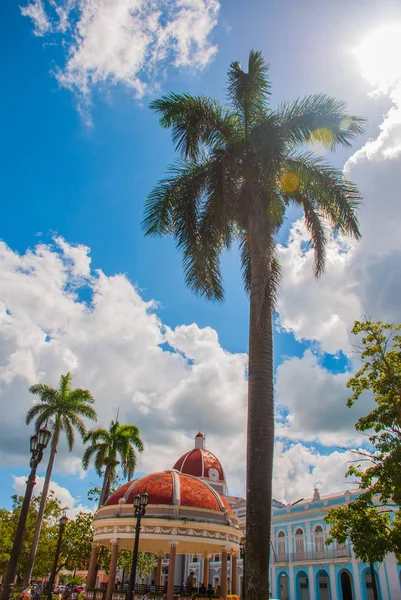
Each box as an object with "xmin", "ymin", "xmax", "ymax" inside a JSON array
[
  {"xmin": 308, "ymin": 567, "xmax": 315, "ymax": 600},
  {"xmin": 271, "ymin": 567, "xmax": 277, "ymax": 599},
  {"xmin": 290, "ymin": 566, "xmax": 296, "ymax": 600},
  {"xmin": 378, "ymin": 562, "xmax": 388, "ymax": 600},
  {"xmin": 305, "ymin": 522, "xmax": 312, "ymax": 554},
  {"xmin": 351, "ymin": 557, "xmax": 362, "ymax": 600},
  {"xmin": 329, "ymin": 564, "xmax": 336, "ymax": 600},
  {"xmin": 384, "ymin": 553, "xmax": 399, "ymax": 600}
]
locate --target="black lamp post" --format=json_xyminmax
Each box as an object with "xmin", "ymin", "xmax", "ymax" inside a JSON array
[
  {"xmin": 240, "ymin": 537, "xmax": 246, "ymax": 600},
  {"xmin": 47, "ymin": 511, "xmax": 68, "ymax": 600},
  {"xmin": 0, "ymin": 426, "xmax": 51, "ymax": 600},
  {"xmin": 126, "ymin": 493, "xmax": 148, "ymax": 600}
]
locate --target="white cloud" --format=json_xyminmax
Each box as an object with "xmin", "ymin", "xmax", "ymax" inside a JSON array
[
  {"xmin": 276, "ymin": 32, "xmax": 401, "ymax": 353},
  {"xmin": 0, "ymin": 238, "xmax": 248, "ymax": 495},
  {"xmin": 21, "ymin": 0, "xmax": 219, "ymax": 109},
  {"xmin": 270, "ymin": 29, "xmax": 401, "ymax": 459},
  {"xmin": 0, "ymin": 236, "xmax": 368, "ymax": 504},
  {"xmin": 20, "ymin": 0, "xmax": 51, "ymax": 36},
  {"xmin": 273, "ymin": 443, "xmax": 357, "ymax": 505},
  {"xmin": 12, "ymin": 475, "xmax": 92, "ymax": 518},
  {"xmin": 275, "ymin": 351, "xmax": 371, "ymax": 447}
]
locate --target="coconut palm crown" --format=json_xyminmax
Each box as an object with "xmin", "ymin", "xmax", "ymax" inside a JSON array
[
  {"xmin": 143, "ymin": 50, "xmax": 365, "ymax": 600},
  {"xmin": 82, "ymin": 419, "xmax": 145, "ymax": 507},
  {"xmin": 24, "ymin": 372, "xmax": 97, "ymax": 585}
]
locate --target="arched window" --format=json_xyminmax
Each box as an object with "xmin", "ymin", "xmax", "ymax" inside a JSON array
[
  {"xmin": 295, "ymin": 528, "xmax": 305, "ymax": 556},
  {"xmin": 314, "ymin": 525, "xmax": 324, "ymax": 556},
  {"xmin": 277, "ymin": 531, "xmax": 286, "ymax": 556}
]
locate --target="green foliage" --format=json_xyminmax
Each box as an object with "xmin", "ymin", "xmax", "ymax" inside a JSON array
[
  {"xmin": 82, "ymin": 420, "xmax": 144, "ymax": 506},
  {"xmin": 0, "ymin": 492, "xmax": 64, "ymax": 580},
  {"xmin": 62, "ymin": 512, "xmax": 94, "ymax": 572},
  {"xmin": 117, "ymin": 551, "xmax": 155, "ymax": 579},
  {"xmin": 346, "ymin": 320, "xmax": 401, "ymax": 506},
  {"xmin": 144, "ymin": 50, "xmax": 364, "ymax": 306},
  {"xmin": 325, "ymin": 319, "xmax": 401, "ymax": 564},
  {"xmin": 98, "ymin": 548, "xmax": 154, "ymax": 579},
  {"xmin": 27, "ymin": 372, "xmax": 97, "ymax": 450},
  {"xmin": 325, "ymin": 498, "xmax": 394, "ymax": 563}
]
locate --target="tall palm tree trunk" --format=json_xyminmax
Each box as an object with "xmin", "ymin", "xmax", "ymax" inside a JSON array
[
  {"xmin": 24, "ymin": 434, "xmax": 58, "ymax": 586},
  {"xmin": 99, "ymin": 464, "xmax": 111, "ymax": 507},
  {"xmin": 86, "ymin": 465, "xmax": 112, "ymax": 589},
  {"xmin": 246, "ymin": 228, "xmax": 275, "ymax": 600}
]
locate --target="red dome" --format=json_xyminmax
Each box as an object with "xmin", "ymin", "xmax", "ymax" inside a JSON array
[
  {"xmin": 105, "ymin": 470, "xmax": 232, "ymax": 513},
  {"xmin": 173, "ymin": 448, "xmax": 225, "ymax": 482}
]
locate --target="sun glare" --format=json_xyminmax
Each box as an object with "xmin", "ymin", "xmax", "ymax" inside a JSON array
[{"xmin": 355, "ymin": 25, "xmax": 401, "ymax": 91}]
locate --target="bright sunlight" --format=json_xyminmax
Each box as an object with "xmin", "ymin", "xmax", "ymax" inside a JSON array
[{"xmin": 355, "ymin": 24, "xmax": 401, "ymax": 91}]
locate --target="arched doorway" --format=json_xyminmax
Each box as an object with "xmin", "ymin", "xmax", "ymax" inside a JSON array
[
  {"xmin": 296, "ymin": 570, "xmax": 309, "ymax": 600},
  {"xmin": 363, "ymin": 567, "xmax": 381, "ymax": 600},
  {"xmin": 277, "ymin": 572, "xmax": 289, "ymax": 600},
  {"xmin": 316, "ymin": 569, "xmax": 330, "ymax": 600},
  {"xmin": 339, "ymin": 570, "xmax": 353, "ymax": 600}
]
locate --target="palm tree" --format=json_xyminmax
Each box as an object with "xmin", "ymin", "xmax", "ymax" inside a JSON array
[
  {"xmin": 82, "ymin": 419, "xmax": 144, "ymax": 507},
  {"xmin": 24, "ymin": 372, "xmax": 97, "ymax": 586},
  {"xmin": 143, "ymin": 50, "xmax": 365, "ymax": 600}
]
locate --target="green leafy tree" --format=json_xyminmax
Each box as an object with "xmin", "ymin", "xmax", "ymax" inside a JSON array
[
  {"xmin": 325, "ymin": 319, "xmax": 401, "ymax": 600},
  {"xmin": 0, "ymin": 508, "xmax": 14, "ymax": 575},
  {"xmin": 325, "ymin": 499, "xmax": 397, "ymax": 600},
  {"xmin": 143, "ymin": 49, "xmax": 364, "ymax": 599},
  {"xmin": 24, "ymin": 372, "xmax": 97, "ymax": 585},
  {"xmin": 346, "ymin": 320, "xmax": 401, "ymax": 505},
  {"xmin": 116, "ymin": 551, "xmax": 155, "ymax": 581},
  {"xmin": 62, "ymin": 512, "xmax": 95, "ymax": 574},
  {"xmin": 82, "ymin": 420, "xmax": 144, "ymax": 507},
  {"xmin": 0, "ymin": 492, "xmax": 64, "ymax": 582}
]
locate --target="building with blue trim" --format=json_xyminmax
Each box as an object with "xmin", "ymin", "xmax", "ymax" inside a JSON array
[{"xmin": 159, "ymin": 434, "xmax": 401, "ymax": 599}]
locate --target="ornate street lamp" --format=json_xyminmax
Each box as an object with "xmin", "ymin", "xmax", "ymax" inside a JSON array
[
  {"xmin": 127, "ymin": 492, "xmax": 149, "ymax": 600},
  {"xmin": 0, "ymin": 426, "xmax": 51, "ymax": 600},
  {"xmin": 240, "ymin": 537, "xmax": 246, "ymax": 600},
  {"xmin": 47, "ymin": 511, "xmax": 69, "ymax": 600}
]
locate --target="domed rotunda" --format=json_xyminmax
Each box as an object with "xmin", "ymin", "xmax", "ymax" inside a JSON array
[
  {"xmin": 88, "ymin": 466, "xmax": 241, "ymax": 600},
  {"xmin": 173, "ymin": 432, "xmax": 227, "ymax": 495}
]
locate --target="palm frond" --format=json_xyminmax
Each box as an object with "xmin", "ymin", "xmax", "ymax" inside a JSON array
[
  {"xmin": 26, "ymin": 403, "xmax": 46, "ymax": 425},
  {"xmin": 28, "ymin": 384, "xmax": 57, "ymax": 402},
  {"xmin": 297, "ymin": 196, "xmax": 327, "ymax": 277},
  {"xmin": 239, "ymin": 234, "xmax": 251, "ymax": 295},
  {"xmin": 82, "ymin": 445, "xmax": 98, "ymax": 471},
  {"xmin": 59, "ymin": 373, "xmax": 72, "ymax": 397},
  {"xmin": 150, "ymin": 93, "xmax": 237, "ymax": 159},
  {"xmin": 84, "ymin": 428, "xmax": 109, "ymax": 444},
  {"xmin": 68, "ymin": 388, "xmax": 95, "ymax": 405},
  {"xmin": 67, "ymin": 413, "xmax": 87, "ymax": 440},
  {"xmin": 284, "ymin": 153, "xmax": 361, "ymax": 238},
  {"xmin": 62, "ymin": 416, "xmax": 75, "ymax": 451},
  {"xmin": 227, "ymin": 50, "xmax": 271, "ymax": 132},
  {"xmin": 276, "ymin": 94, "xmax": 366, "ymax": 150}
]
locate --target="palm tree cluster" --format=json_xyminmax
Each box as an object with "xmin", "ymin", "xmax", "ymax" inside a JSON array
[
  {"xmin": 24, "ymin": 372, "xmax": 144, "ymax": 585},
  {"xmin": 144, "ymin": 50, "xmax": 365, "ymax": 600}
]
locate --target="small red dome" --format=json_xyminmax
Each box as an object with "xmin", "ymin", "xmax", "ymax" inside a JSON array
[
  {"xmin": 173, "ymin": 448, "xmax": 225, "ymax": 483},
  {"xmin": 105, "ymin": 470, "xmax": 232, "ymax": 513}
]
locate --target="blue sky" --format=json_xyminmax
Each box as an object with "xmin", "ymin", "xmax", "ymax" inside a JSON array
[{"xmin": 2, "ymin": 0, "xmax": 401, "ymax": 512}]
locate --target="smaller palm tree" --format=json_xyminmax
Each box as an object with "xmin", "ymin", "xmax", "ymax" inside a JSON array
[
  {"xmin": 24, "ymin": 372, "xmax": 97, "ymax": 585},
  {"xmin": 83, "ymin": 419, "xmax": 145, "ymax": 507}
]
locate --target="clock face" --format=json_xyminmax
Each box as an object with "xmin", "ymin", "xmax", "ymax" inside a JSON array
[{"xmin": 208, "ymin": 468, "xmax": 219, "ymax": 480}]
